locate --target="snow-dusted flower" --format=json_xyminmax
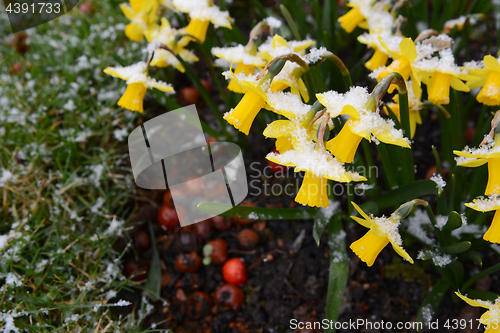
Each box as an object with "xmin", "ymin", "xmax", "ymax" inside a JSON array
[
  {"xmin": 211, "ymin": 44, "xmax": 266, "ymax": 93},
  {"xmin": 259, "ymin": 35, "xmax": 314, "ymax": 102},
  {"xmin": 414, "ymin": 48, "xmax": 474, "ymax": 105},
  {"xmin": 376, "ymin": 37, "xmax": 422, "ymax": 95},
  {"xmin": 173, "ymin": 0, "xmax": 233, "ymax": 44},
  {"xmin": 103, "ymin": 62, "xmax": 174, "ymax": 112},
  {"xmin": 358, "ymin": 32, "xmax": 397, "ymax": 71},
  {"xmin": 463, "ymin": 55, "xmax": 500, "ymax": 106},
  {"xmin": 350, "ymin": 201, "xmax": 419, "ymax": 267},
  {"xmin": 265, "ymin": 104, "xmax": 366, "ymax": 208},
  {"xmin": 465, "ymin": 195, "xmax": 500, "ymax": 243},
  {"xmin": 144, "ymin": 18, "xmax": 199, "ymax": 72},
  {"xmin": 316, "ymin": 86, "xmax": 410, "ymax": 163},
  {"xmin": 454, "ymin": 112, "xmax": 500, "ymax": 196},
  {"xmin": 455, "ymin": 292, "xmax": 500, "ymax": 332},
  {"xmin": 222, "ymin": 70, "xmax": 274, "ymax": 135},
  {"xmin": 120, "ymin": 0, "xmax": 159, "ymax": 42},
  {"xmin": 338, "ymin": 0, "xmax": 372, "ymax": 33}
]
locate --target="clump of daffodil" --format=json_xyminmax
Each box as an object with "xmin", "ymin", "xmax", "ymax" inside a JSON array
[
  {"xmin": 104, "ymin": 62, "xmax": 174, "ymax": 113},
  {"xmin": 120, "ymin": 0, "xmax": 159, "ymax": 42},
  {"xmin": 384, "ymin": 80, "xmax": 423, "ymax": 139},
  {"xmin": 463, "ymin": 55, "xmax": 500, "ymax": 106},
  {"xmin": 172, "ymin": 0, "xmax": 232, "ymax": 44},
  {"xmin": 211, "ymin": 43, "xmax": 267, "ymax": 93},
  {"xmin": 350, "ymin": 200, "xmax": 427, "ymax": 266},
  {"xmin": 455, "ymin": 292, "xmax": 500, "ymax": 332},
  {"xmin": 465, "ymin": 195, "xmax": 500, "ymax": 243},
  {"xmin": 414, "ymin": 48, "xmax": 475, "ymax": 105},
  {"xmin": 258, "ymin": 35, "xmax": 315, "ymax": 102},
  {"xmin": 454, "ymin": 111, "xmax": 500, "ymax": 196},
  {"xmin": 222, "ymin": 58, "xmax": 288, "ymax": 135},
  {"xmin": 338, "ymin": 0, "xmax": 374, "ymax": 33},
  {"xmin": 264, "ymin": 97, "xmax": 366, "ymax": 208},
  {"xmin": 144, "ymin": 18, "xmax": 199, "ymax": 73},
  {"xmin": 316, "ymin": 85, "xmax": 411, "ymax": 164}
]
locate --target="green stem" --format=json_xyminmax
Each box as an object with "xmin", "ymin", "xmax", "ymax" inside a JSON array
[
  {"xmin": 196, "ymin": 44, "xmax": 227, "ymax": 101},
  {"xmin": 376, "ymin": 143, "xmax": 399, "ymax": 190},
  {"xmin": 325, "ymin": 215, "xmax": 349, "ymax": 333},
  {"xmin": 280, "ymin": 4, "xmax": 302, "ymax": 40}
]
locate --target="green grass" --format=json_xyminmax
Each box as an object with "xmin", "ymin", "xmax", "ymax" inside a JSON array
[{"xmin": 0, "ymin": 1, "xmax": 160, "ymax": 331}]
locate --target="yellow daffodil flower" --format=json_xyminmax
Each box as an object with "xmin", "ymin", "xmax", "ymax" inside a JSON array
[
  {"xmin": 454, "ymin": 120, "xmax": 500, "ymax": 196},
  {"xmin": 222, "ymin": 69, "xmax": 275, "ymax": 135},
  {"xmin": 358, "ymin": 32, "xmax": 395, "ymax": 71},
  {"xmin": 258, "ymin": 35, "xmax": 314, "ymax": 102},
  {"xmin": 263, "ymin": 92, "xmax": 325, "ymax": 152},
  {"xmin": 350, "ymin": 202, "xmax": 414, "ymax": 267},
  {"xmin": 455, "ymin": 292, "xmax": 500, "ymax": 333},
  {"xmin": 263, "ymin": 92, "xmax": 366, "ymax": 207},
  {"xmin": 265, "ymin": 126, "xmax": 366, "ymax": 208},
  {"xmin": 172, "ymin": 0, "xmax": 232, "ymax": 44},
  {"xmin": 465, "ymin": 195, "xmax": 500, "ymax": 243},
  {"xmin": 415, "ymin": 48, "xmax": 475, "ymax": 105},
  {"xmin": 144, "ymin": 18, "xmax": 199, "ymax": 73},
  {"xmin": 383, "ymin": 80, "xmax": 423, "ymax": 139},
  {"xmin": 317, "ymin": 86, "xmax": 411, "ymax": 163},
  {"xmin": 464, "ymin": 55, "xmax": 500, "ymax": 106},
  {"xmin": 338, "ymin": 0, "xmax": 372, "ymax": 33},
  {"xmin": 104, "ymin": 62, "xmax": 174, "ymax": 113},
  {"xmin": 211, "ymin": 44, "xmax": 267, "ymax": 93},
  {"xmin": 120, "ymin": 0, "xmax": 159, "ymax": 42},
  {"xmin": 258, "ymin": 35, "xmax": 315, "ymax": 62},
  {"xmin": 376, "ymin": 37, "xmax": 421, "ymax": 94}
]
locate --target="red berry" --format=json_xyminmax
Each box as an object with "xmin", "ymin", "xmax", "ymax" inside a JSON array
[
  {"xmin": 186, "ymin": 291, "xmax": 212, "ymax": 319},
  {"xmin": 206, "ymin": 238, "xmax": 228, "ymax": 265},
  {"xmin": 211, "ymin": 215, "xmax": 232, "ymax": 231},
  {"xmin": 195, "ymin": 220, "xmax": 213, "ymax": 239},
  {"xmin": 163, "ymin": 191, "xmax": 174, "ymax": 207},
  {"xmin": 214, "ymin": 283, "xmax": 245, "ymax": 311},
  {"xmin": 9, "ymin": 62, "xmax": 22, "ymax": 74},
  {"xmin": 237, "ymin": 229, "xmax": 259, "ymax": 249},
  {"xmin": 200, "ymin": 78, "xmax": 212, "ymax": 94},
  {"xmin": 79, "ymin": 2, "xmax": 93, "ymax": 14},
  {"xmin": 178, "ymin": 86, "xmax": 200, "ymax": 106},
  {"xmin": 175, "ymin": 251, "xmax": 202, "ymax": 273},
  {"xmin": 9, "ymin": 33, "xmax": 28, "ymax": 54},
  {"xmin": 266, "ymin": 150, "xmax": 288, "ymax": 174},
  {"xmin": 134, "ymin": 230, "xmax": 151, "ymax": 250},
  {"xmin": 157, "ymin": 205, "xmax": 179, "ymax": 232},
  {"xmin": 222, "ymin": 258, "xmax": 247, "ymax": 286},
  {"xmin": 123, "ymin": 259, "xmax": 149, "ymax": 281}
]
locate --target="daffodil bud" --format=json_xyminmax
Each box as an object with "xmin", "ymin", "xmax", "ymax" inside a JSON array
[
  {"xmin": 392, "ymin": 199, "xmax": 428, "ymax": 220},
  {"xmin": 267, "ymin": 58, "xmax": 288, "ymax": 77}
]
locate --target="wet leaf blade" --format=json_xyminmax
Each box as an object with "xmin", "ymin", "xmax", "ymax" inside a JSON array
[
  {"xmin": 197, "ymin": 202, "xmax": 317, "ymax": 220},
  {"xmin": 144, "ymin": 221, "xmax": 161, "ymax": 299},
  {"xmin": 325, "ymin": 214, "xmax": 348, "ymax": 333},
  {"xmin": 416, "ymin": 279, "xmax": 449, "ymax": 331}
]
